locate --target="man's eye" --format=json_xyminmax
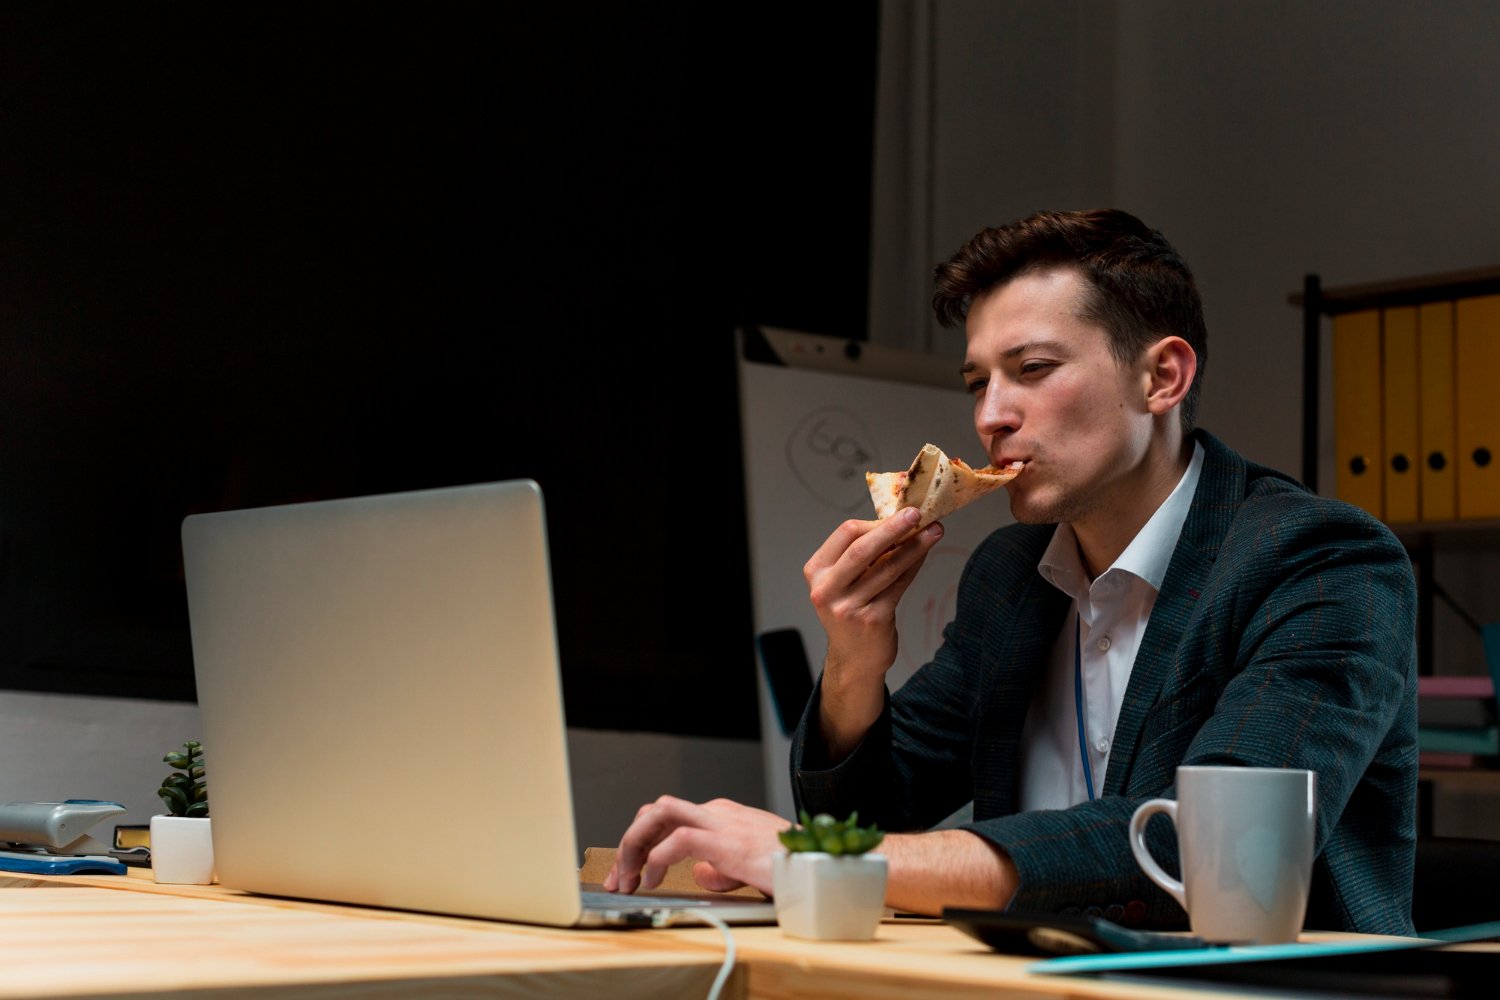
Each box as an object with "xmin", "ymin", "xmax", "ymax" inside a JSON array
[
  {"xmin": 1020, "ymin": 361, "xmax": 1055, "ymax": 376},
  {"xmin": 964, "ymin": 377, "xmax": 987, "ymax": 394}
]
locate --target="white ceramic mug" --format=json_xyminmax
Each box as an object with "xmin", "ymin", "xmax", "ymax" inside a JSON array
[{"xmin": 1129, "ymin": 766, "xmax": 1316, "ymax": 944}]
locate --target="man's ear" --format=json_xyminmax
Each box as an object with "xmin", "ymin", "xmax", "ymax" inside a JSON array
[{"xmin": 1141, "ymin": 336, "xmax": 1197, "ymax": 416}]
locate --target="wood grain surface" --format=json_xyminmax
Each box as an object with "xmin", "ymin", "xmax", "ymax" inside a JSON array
[{"xmin": 0, "ymin": 870, "xmax": 1430, "ymax": 1000}]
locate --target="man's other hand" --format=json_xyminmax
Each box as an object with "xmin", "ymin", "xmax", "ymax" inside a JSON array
[{"xmin": 602, "ymin": 795, "xmax": 789, "ymax": 896}]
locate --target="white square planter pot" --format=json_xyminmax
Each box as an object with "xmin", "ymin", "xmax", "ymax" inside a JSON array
[
  {"xmin": 150, "ymin": 815, "xmax": 216, "ymax": 885},
  {"xmin": 771, "ymin": 851, "xmax": 888, "ymax": 941}
]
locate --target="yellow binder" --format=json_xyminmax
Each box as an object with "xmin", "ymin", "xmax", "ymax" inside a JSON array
[
  {"xmin": 1380, "ymin": 306, "xmax": 1419, "ymax": 523},
  {"xmin": 1456, "ymin": 294, "xmax": 1500, "ymax": 519},
  {"xmin": 1418, "ymin": 301, "xmax": 1457, "ymax": 522},
  {"xmin": 1333, "ymin": 309, "xmax": 1383, "ymax": 518}
]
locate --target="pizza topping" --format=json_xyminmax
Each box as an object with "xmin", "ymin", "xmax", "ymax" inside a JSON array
[{"xmin": 864, "ymin": 444, "xmax": 1022, "ymax": 528}]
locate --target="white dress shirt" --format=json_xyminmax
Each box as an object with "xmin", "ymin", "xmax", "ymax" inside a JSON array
[{"xmin": 1017, "ymin": 441, "xmax": 1206, "ymax": 811}]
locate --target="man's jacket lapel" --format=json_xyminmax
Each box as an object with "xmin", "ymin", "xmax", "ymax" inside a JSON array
[{"xmin": 1103, "ymin": 432, "xmax": 1244, "ymax": 796}]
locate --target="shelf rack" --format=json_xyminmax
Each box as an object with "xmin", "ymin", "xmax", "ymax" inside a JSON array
[
  {"xmin": 1290, "ymin": 266, "xmax": 1500, "ymax": 493},
  {"xmin": 1290, "ymin": 267, "xmax": 1500, "ymax": 679}
]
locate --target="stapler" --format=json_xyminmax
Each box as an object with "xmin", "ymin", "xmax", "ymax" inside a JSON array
[{"xmin": 0, "ymin": 799, "xmax": 133, "ymax": 875}]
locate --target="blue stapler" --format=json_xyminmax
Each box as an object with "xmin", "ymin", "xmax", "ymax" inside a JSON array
[{"xmin": 0, "ymin": 799, "xmax": 132, "ymax": 875}]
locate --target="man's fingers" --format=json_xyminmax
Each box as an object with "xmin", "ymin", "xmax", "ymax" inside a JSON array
[
  {"xmin": 805, "ymin": 509, "xmax": 919, "ymax": 584},
  {"xmin": 861, "ymin": 508, "xmax": 926, "ymax": 562},
  {"xmin": 812, "ymin": 520, "xmax": 942, "ymax": 626},
  {"xmin": 610, "ymin": 797, "xmax": 786, "ymax": 898},
  {"xmin": 639, "ymin": 826, "xmax": 712, "ymax": 891},
  {"xmin": 612, "ymin": 795, "xmax": 714, "ymax": 894},
  {"xmin": 841, "ymin": 521, "xmax": 941, "ymax": 609},
  {"xmin": 692, "ymin": 860, "xmax": 747, "ymax": 893}
]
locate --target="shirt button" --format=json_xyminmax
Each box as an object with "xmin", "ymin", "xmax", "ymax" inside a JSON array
[
  {"xmin": 1096, "ymin": 738, "xmax": 1110, "ymax": 754},
  {"xmin": 1096, "ymin": 636, "xmax": 1111, "ymax": 652}
]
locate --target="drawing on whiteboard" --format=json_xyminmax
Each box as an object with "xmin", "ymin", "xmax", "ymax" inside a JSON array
[{"xmin": 785, "ymin": 406, "xmax": 881, "ymax": 511}]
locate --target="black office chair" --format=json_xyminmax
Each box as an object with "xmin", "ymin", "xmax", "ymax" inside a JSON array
[
  {"xmin": 1411, "ymin": 836, "xmax": 1500, "ymax": 933},
  {"xmin": 756, "ymin": 628, "xmax": 816, "ymax": 737}
]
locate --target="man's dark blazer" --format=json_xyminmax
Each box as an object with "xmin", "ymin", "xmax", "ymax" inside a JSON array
[{"xmin": 792, "ymin": 429, "xmax": 1418, "ymax": 935}]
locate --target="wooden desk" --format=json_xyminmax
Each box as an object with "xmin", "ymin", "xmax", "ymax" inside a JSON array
[
  {"xmin": 0, "ymin": 870, "xmax": 1410, "ymax": 999},
  {"xmin": 0, "ymin": 871, "xmax": 733, "ymax": 999}
]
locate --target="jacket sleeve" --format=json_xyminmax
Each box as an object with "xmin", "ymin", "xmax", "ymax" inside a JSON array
[{"xmin": 789, "ymin": 614, "xmax": 985, "ymax": 832}]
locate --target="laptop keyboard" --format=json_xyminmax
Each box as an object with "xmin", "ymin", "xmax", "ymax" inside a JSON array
[{"xmin": 582, "ymin": 889, "xmax": 713, "ymax": 909}]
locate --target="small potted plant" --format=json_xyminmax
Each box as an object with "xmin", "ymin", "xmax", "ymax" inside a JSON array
[
  {"xmin": 771, "ymin": 810, "xmax": 888, "ymax": 940},
  {"xmin": 150, "ymin": 739, "xmax": 216, "ymax": 884}
]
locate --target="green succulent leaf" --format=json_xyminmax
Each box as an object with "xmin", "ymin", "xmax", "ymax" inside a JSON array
[
  {"xmin": 158, "ymin": 785, "xmax": 190, "ymax": 816},
  {"xmin": 777, "ymin": 827, "xmax": 816, "ymax": 852},
  {"xmin": 164, "ymin": 751, "xmax": 192, "ymax": 768},
  {"xmin": 779, "ymin": 811, "xmax": 884, "ymax": 855},
  {"xmin": 185, "ymin": 801, "xmax": 209, "ymax": 818}
]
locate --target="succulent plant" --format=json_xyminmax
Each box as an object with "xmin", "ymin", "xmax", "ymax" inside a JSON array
[
  {"xmin": 778, "ymin": 810, "xmax": 884, "ymax": 856},
  {"xmin": 158, "ymin": 740, "xmax": 209, "ymax": 818}
]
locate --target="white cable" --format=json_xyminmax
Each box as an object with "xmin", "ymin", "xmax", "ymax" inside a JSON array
[{"xmin": 663, "ymin": 908, "xmax": 737, "ymax": 1000}]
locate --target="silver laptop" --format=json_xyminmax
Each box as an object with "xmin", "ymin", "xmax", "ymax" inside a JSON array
[{"xmin": 181, "ymin": 478, "xmax": 777, "ymax": 928}]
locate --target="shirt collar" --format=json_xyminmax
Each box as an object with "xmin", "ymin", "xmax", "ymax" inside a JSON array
[{"xmin": 1038, "ymin": 440, "xmax": 1205, "ymax": 599}]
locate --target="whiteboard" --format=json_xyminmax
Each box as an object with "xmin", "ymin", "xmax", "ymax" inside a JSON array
[{"xmin": 735, "ymin": 327, "xmax": 1016, "ymax": 817}]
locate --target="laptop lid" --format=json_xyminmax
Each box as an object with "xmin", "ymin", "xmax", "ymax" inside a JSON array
[
  {"xmin": 182, "ymin": 479, "xmax": 593, "ymax": 926},
  {"xmin": 182, "ymin": 478, "xmax": 779, "ymax": 928}
]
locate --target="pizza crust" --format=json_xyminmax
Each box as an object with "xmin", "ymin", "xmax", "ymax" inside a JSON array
[{"xmin": 864, "ymin": 443, "xmax": 1022, "ymax": 528}]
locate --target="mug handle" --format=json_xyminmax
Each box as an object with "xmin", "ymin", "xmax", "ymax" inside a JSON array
[{"xmin": 1129, "ymin": 798, "xmax": 1186, "ymax": 909}]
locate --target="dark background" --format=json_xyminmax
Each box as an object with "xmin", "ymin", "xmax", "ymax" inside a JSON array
[{"xmin": 0, "ymin": 3, "xmax": 879, "ymax": 737}]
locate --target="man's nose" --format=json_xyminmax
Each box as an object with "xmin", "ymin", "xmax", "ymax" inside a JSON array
[{"xmin": 976, "ymin": 381, "xmax": 1019, "ymax": 436}]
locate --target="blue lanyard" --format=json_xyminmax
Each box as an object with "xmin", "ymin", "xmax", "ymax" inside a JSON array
[{"xmin": 1073, "ymin": 613, "xmax": 1096, "ymax": 801}]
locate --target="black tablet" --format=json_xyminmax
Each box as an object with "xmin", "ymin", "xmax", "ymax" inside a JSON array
[{"xmin": 943, "ymin": 907, "xmax": 1213, "ymax": 957}]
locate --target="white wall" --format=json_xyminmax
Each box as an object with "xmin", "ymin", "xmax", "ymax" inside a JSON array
[
  {"xmin": 0, "ymin": 691, "xmax": 762, "ymax": 863},
  {"xmin": 1110, "ymin": 0, "xmax": 1500, "ymax": 479},
  {"xmin": 870, "ymin": 1, "xmax": 1118, "ymax": 361},
  {"xmin": 0, "ymin": 691, "xmax": 201, "ymax": 830},
  {"xmin": 873, "ymin": 0, "xmax": 1500, "ymax": 477}
]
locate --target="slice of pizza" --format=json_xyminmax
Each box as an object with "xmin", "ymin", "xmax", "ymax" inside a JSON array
[{"xmin": 865, "ymin": 443, "xmax": 1023, "ymax": 528}]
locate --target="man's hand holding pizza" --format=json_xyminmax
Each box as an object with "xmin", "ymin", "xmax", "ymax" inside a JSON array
[
  {"xmin": 804, "ymin": 444, "xmax": 1022, "ymax": 763},
  {"xmin": 803, "ymin": 505, "xmax": 942, "ymax": 762}
]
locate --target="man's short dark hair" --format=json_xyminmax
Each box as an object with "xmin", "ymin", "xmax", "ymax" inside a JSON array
[{"xmin": 932, "ymin": 208, "xmax": 1207, "ymax": 430}]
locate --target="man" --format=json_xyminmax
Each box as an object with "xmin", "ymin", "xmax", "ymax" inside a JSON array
[{"xmin": 606, "ymin": 208, "xmax": 1417, "ymax": 934}]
